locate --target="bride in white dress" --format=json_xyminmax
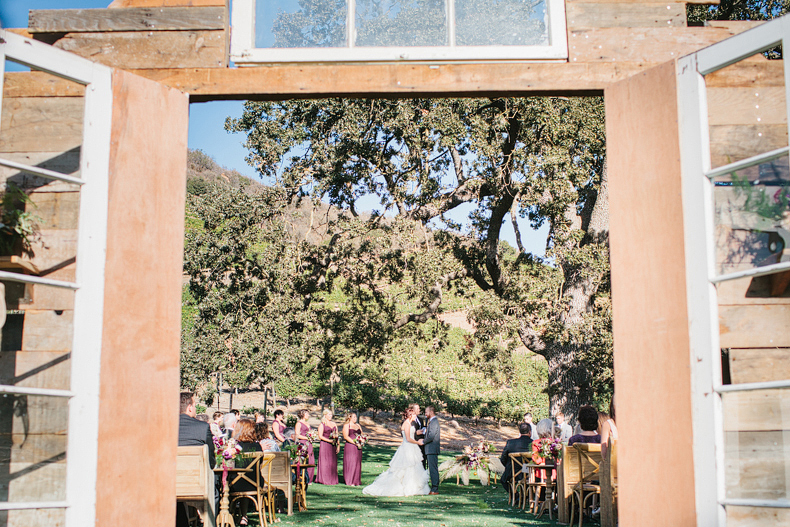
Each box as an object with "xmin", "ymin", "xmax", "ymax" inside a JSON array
[{"xmin": 363, "ymin": 408, "xmax": 430, "ymax": 496}]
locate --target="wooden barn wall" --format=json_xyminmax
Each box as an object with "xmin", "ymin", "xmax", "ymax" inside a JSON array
[
  {"xmin": 0, "ymin": 71, "xmax": 85, "ymax": 527},
  {"xmin": 605, "ymin": 61, "xmax": 698, "ymax": 527},
  {"xmin": 705, "ymin": 58, "xmax": 790, "ymax": 525},
  {"xmin": 94, "ymin": 69, "xmax": 188, "ymax": 526},
  {"xmin": 15, "ymin": 0, "xmax": 769, "ymax": 100}
]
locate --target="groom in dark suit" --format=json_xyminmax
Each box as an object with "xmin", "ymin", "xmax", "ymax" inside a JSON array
[
  {"xmin": 500, "ymin": 422, "xmax": 533, "ymax": 491},
  {"xmin": 410, "ymin": 403, "xmax": 427, "ymax": 468},
  {"xmin": 421, "ymin": 406, "xmax": 441, "ymax": 495},
  {"xmin": 177, "ymin": 392, "xmax": 216, "ymax": 527}
]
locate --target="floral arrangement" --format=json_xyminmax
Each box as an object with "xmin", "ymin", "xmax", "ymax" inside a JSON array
[
  {"xmin": 354, "ymin": 433, "xmax": 369, "ymax": 449},
  {"xmin": 213, "ymin": 435, "xmax": 243, "ymax": 469},
  {"xmin": 439, "ymin": 440, "xmax": 505, "ymax": 486},
  {"xmin": 305, "ymin": 429, "xmax": 319, "ymax": 443},
  {"xmin": 285, "ymin": 414, "xmax": 298, "ymax": 428},
  {"xmin": 284, "ymin": 441, "xmax": 309, "ymax": 464},
  {"xmin": 330, "ymin": 428, "xmax": 339, "ymax": 446},
  {"xmin": 532, "ymin": 437, "xmax": 563, "ymax": 464}
]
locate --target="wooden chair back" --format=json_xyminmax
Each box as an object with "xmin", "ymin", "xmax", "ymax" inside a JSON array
[
  {"xmin": 560, "ymin": 444, "xmax": 581, "ymax": 499},
  {"xmin": 508, "ymin": 452, "xmax": 533, "ymax": 507},
  {"xmin": 573, "ymin": 443, "xmax": 602, "ymax": 486},
  {"xmin": 600, "ymin": 439, "xmax": 618, "ymax": 527},
  {"xmin": 176, "ymin": 445, "xmax": 216, "ymax": 527},
  {"xmin": 268, "ymin": 451, "xmax": 293, "ymax": 515},
  {"xmin": 229, "ymin": 451, "xmax": 275, "ymax": 490}
]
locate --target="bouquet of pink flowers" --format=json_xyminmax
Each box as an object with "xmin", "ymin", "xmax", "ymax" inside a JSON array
[
  {"xmin": 306, "ymin": 429, "xmax": 319, "ymax": 443},
  {"xmin": 213, "ymin": 436, "xmax": 243, "ymax": 469},
  {"xmin": 285, "ymin": 442, "xmax": 309, "ymax": 463},
  {"xmin": 533, "ymin": 437, "xmax": 563, "ymax": 463},
  {"xmin": 354, "ymin": 433, "xmax": 369, "ymax": 449}
]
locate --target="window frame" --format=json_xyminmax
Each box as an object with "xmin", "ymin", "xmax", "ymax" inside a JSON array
[
  {"xmin": 0, "ymin": 30, "xmax": 113, "ymax": 526},
  {"xmin": 676, "ymin": 15, "xmax": 790, "ymax": 526},
  {"xmin": 230, "ymin": 0, "xmax": 569, "ymax": 64}
]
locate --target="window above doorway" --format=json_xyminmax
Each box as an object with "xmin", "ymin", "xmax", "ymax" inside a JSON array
[{"xmin": 230, "ymin": 0, "xmax": 568, "ymax": 63}]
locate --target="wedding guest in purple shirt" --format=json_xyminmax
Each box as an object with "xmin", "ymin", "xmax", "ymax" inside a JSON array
[{"xmin": 567, "ymin": 405, "xmax": 601, "ymax": 445}]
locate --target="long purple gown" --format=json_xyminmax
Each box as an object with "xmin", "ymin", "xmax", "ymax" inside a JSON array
[
  {"xmin": 316, "ymin": 423, "xmax": 339, "ymax": 485},
  {"xmin": 297, "ymin": 421, "xmax": 315, "ymax": 482},
  {"xmin": 343, "ymin": 427, "xmax": 362, "ymax": 486}
]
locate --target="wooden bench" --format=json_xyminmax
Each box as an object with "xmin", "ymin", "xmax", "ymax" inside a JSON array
[{"xmin": 176, "ymin": 445, "xmax": 216, "ymax": 527}]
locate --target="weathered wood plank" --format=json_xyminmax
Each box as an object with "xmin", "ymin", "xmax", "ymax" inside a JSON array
[
  {"xmin": 705, "ymin": 61, "xmax": 784, "ymax": 88},
  {"xmin": 134, "ymin": 62, "xmax": 655, "ymax": 100},
  {"xmin": 709, "ymin": 124, "xmax": 788, "ymax": 168},
  {"xmin": 729, "ymin": 348, "xmax": 790, "ymax": 384},
  {"xmin": 707, "ymin": 87, "xmax": 786, "ymax": 126},
  {"xmin": 0, "ymin": 151, "xmax": 82, "ymax": 193},
  {"xmin": 26, "ymin": 229, "xmax": 79, "ymax": 278},
  {"xmin": 109, "ymin": 0, "xmax": 225, "ymax": 7},
  {"xmin": 719, "ymin": 304, "xmax": 790, "ymax": 348},
  {"xmin": 717, "ymin": 274, "xmax": 790, "ymax": 305},
  {"xmin": 52, "ymin": 30, "xmax": 226, "ymax": 69},
  {"xmin": 724, "ymin": 431, "xmax": 787, "ymax": 501},
  {"xmin": 728, "ymin": 506, "xmax": 790, "ymax": 526},
  {"xmin": 30, "ymin": 192, "xmax": 81, "ymax": 230},
  {"xmin": 722, "ymin": 389, "xmax": 790, "ymax": 432},
  {"xmin": 29, "ymin": 7, "xmax": 225, "ymax": 33},
  {"xmin": 569, "ymin": 26, "xmax": 749, "ymax": 63},
  {"xmin": 21, "ymin": 310, "xmax": 73, "ymax": 352},
  {"xmin": 3, "ymin": 72, "xmax": 85, "ymax": 98},
  {"xmin": 566, "ymin": 3, "xmax": 686, "ymax": 29},
  {"xmin": 0, "ymin": 97, "xmax": 84, "ymax": 154},
  {"xmin": 0, "ymin": 350, "xmax": 71, "ymax": 390}
]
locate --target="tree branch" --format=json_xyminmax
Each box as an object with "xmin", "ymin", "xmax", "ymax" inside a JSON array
[{"xmin": 393, "ymin": 269, "xmax": 468, "ymax": 329}]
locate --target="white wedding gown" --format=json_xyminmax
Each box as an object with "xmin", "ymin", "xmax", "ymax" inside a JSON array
[{"xmin": 362, "ymin": 426, "xmax": 430, "ymax": 496}]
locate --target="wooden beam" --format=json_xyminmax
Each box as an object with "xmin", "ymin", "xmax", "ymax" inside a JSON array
[
  {"xmin": 0, "ymin": 97, "xmax": 85, "ymax": 153},
  {"xmin": 729, "ymin": 348, "xmax": 790, "ymax": 384},
  {"xmin": 705, "ymin": 61, "xmax": 784, "ymax": 88},
  {"xmin": 569, "ymin": 26, "xmax": 750, "ymax": 63},
  {"xmin": 709, "ymin": 124, "xmax": 788, "ymax": 168},
  {"xmin": 707, "ymin": 87, "xmax": 786, "ymax": 126},
  {"xmin": 29, "ymin": 7, "xmax": 225, "ymax": 33},
  {"xmin": 719, "ymin": 304, "xmax": 790, "ymax": 348},
  {"xmin": 3, "ymin": 72, "xmax": 86, "ymax": 98},
  {"xmin": 108, "ymin": 0, "xmax": 225, "ymax": 6},
  {"xmin": 566, "ymin": 3, "xmax": 686, "ymax": 29},
  {"xmin": 51, "ymin": 30, "xmax": 226, "ymax": 69},
  {"xmin": 133, "ymin": 62, "xmax": 653, "ymax": 100}
]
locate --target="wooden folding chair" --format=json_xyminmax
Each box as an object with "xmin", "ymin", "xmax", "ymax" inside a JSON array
[
  {"xmin": 600, "ymin": 438, "xmax": 618, "ymax": 527},
  {"xmin": 526, "ymin": 462, "xmax": 556, "ymax": 519},
  {"xmin": 508, "ymin": 452, "xmax": 532, "ymax": 509},
  {"xmin": 267, "ymin": 451, "xmax": 293, "ymax": 517},
  {"xmin": 228, "ymin": 452, "xmax": 275, "ymax": 527},
  {"xmin": 569, "ymin": 443, "xmax": 602, "ymax": 527},
  {"xmin": 176, "ymin": 445, "xmax": 216, "ymax": 527}
]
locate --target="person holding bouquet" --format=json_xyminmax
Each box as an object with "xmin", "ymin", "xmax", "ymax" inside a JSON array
[
  {"xmin": 295, "ymin": 409, "xmax": 316, "ymax": 482},
  {"xmin": 342, "ymin": 412, "xmax": 365, "ymax": 486},
  {"xmin": 316, "ymin": 409, "xmax": 339, "ymax": 485}
]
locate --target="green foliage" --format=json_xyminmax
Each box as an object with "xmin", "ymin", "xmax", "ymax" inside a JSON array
[
  {"xmin": 195, "ymin": 404, "xmax": 207, "ymax": 415},
  {"xmin": 688, "ymin": 0, "xmax": 789, "ymax": 25},
  {"xmin": 732, "ymin": 173, "xmax": 790, "ymax": 221},
  {"xmin": 0, "ymin": 183, "xmax": 40, "ymax": 256}
]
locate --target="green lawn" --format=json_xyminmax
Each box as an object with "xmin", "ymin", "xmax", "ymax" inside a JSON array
[{"xmin": 271, "ymin": 445, "xmax": 563, "ymax": 527}]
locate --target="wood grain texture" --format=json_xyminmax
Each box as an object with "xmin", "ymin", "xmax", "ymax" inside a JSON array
[
  {"xmin": 724, "ymin": 430, "xmax": 788, "ymax": 501},
  {"xmin": 29, "ymin": 7, "xmax": 225, "ymax": 33},
  {"xmin": 21, "ymin": 310, "xmax": 73, "ymax": 352},
  {"xmin": 729, "ymin": 348, "xmax": 790, "ymax": 384},
  {"xmin": 705, "ymin": 61, "xmax": 784, "ymax": 88},
  {"xmin": 30, "ymin": 192, "xmax": 81, "ymax": 230},
  {"xmin": 720, "ymin": 304, "xmax": 790, "ymax": 348},
  {"xmin": 717, "ymin": 274, "xmax": 790, "ymax": 305},
  {"xmin": 0, "ymin": 350, "xmax": 72, "ymax": 390},
  {"xmin": 722, "ymin": 389, "xmax": 790, "ymax": 431},
  {"xmin": 566, "ymin": 3, "xmax": 686, "ymax": 29},
  {"xmin": 0, "ymin": 151, "xmax": 82, "ymax": 193},
  {"xmin": 707, "ymin": 87, "xmax": 786, "ymax": 126},
  {"xmin": 727, "ymin": 506, "xmax": 790, "ymax": 525},
  {"xmin": 52, "ymin": 29, "xmax": 226, "ymax": 69},
  {"xmin": 569, "ymin": 27, "xmax": 747, "ymax": 63},
  {"xmin": 0, "ymin": 97, "xmax": 84, "ymax": 153},
  {"xmin": 3, "ymin": 72, "xmax": 85, "ymax": 98},
  {"xmin": 134, "ymin": 62, "xmax": 652, "ymax": 100},
  {"xmin": 109, "ymin": 0, "xmax": 225, "ymax": 6},
  {"xmin": 709, "ymin": 124, "xmax": 788, "ymax": 168}
]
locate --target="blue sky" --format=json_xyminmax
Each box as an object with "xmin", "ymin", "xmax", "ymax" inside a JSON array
[{"xmin": 2, "ymin": 0, "xmax": 548, "ymax": 254}]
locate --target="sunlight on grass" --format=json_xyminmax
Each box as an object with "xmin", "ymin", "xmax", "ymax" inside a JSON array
[{"xmin": 265, "ymin": 445, "xmax": 560, "ymax": 527}]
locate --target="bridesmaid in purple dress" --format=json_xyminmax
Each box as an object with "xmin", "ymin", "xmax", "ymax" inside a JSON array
[
  {"xmin": 342, "ymin": 412, "xmax": 363, "ymax": 486},
  {"xmin": 295, "ymin": 409, "xmax": 315, "ymax": 482},
  {"xmin": 316, "ymin": 409, "xmax": 339, "ymax": 485}
]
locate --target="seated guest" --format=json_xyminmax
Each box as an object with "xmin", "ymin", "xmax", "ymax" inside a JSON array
[
  {"xmin": 223, "ymin": 412, "xmax": 238, "ymax": 438},
  {"xmin": 500, "ymin": 422, "xmax": 533, "ymax": 491},
  {"xmin": 210, "ymin": 411, "xmax": 223, "ymax": 437},
  {"xmin": 568, "ymin": 406, "xmax": 601, "ymax": 446},
  {"xmin": 281, "ymin": 427, "xmax": 296, "ymax": 449},
  {"xmin": 600, "ymin": 396, "xmax": 618, "ymax": 459},
  {"xmin": 177, "ymin": 392, "xmax": 215, "ymax": 527},
  {"xmin": 196, "ymin": 413, "xmax": 210, "ymax": 422},
  {"xmin": 232, "ymin": 419, "xmax": 263, "ymax": 526},
  {"xmin": 256, "ymin": 422, "xmax": 279, "ymax": 452}
]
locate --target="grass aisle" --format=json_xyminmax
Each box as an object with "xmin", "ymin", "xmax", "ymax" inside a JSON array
[{"xmin": 275, "ymin": 445, "xmax": 560, "ymax": 527}]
